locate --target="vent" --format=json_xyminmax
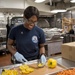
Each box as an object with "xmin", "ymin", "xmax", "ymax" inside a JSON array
[{"xmin": 45, "ymin": 0, "xmax": 75, "ymax": 10}]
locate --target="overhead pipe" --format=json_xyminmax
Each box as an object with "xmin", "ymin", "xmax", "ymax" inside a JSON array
[{"xmin": 49, "ymin": 0, "xmax": 52, "ymax": 6}]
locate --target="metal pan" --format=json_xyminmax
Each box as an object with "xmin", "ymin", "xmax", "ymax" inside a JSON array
[{"xmin": 46, "ymin": 67, "xmax": 75, "ymax": 75}]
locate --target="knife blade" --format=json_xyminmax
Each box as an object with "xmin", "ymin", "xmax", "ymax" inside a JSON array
[{"xmin": 22, "ymin": 59, "xmax": 38, "ymax": 69}]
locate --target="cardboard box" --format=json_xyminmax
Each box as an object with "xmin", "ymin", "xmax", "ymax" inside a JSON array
[{"xmin": 61, "ymin": 42, "xmax": 75, "ymax": 62}]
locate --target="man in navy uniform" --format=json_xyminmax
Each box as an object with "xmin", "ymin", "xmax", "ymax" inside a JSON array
[{"xmin": 7, "ymin": 6, "xmax": 46, "ymax": 64}]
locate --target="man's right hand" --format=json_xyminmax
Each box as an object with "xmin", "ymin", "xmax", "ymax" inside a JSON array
[{"xmin": 14, "ymin": 52, "xmax": 28, "ymax": 62}]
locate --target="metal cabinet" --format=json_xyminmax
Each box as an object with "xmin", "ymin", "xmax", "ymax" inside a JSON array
[{"xmin": 45, "ymin": 39, "xmax": 63, "ymax": 57}]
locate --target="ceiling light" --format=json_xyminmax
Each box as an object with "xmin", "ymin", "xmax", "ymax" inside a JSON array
[
  {"xmin": 70, "ymin": 0, "xmax": 75, "ymax": 3},
  {"xmin": 51, "ymin": 9, "xmax": 67, "ymax": 13},
  {"xmin": 35, "ymin": 0, "xmax": 45, "ymax": 3}
]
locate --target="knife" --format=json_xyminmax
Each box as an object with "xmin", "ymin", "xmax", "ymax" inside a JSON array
[{"xmin": 22, "ymin": 59, "xmax": 38, "ymax": 69}]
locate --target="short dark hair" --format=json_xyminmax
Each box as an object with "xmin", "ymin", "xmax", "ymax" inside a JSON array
[{"xmin": 24, "ymin": 6, "xmax": 39, "ymax": 19}]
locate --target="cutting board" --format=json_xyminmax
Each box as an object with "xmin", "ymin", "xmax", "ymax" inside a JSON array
[{"xmin": 13, "ymin": 63, "xmax": 65, "ymax": 75}]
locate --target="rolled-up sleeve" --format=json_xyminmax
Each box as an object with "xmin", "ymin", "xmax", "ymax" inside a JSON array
[
  {"xmin": 39, "ymin": 30, "xmax": 46, "ymax": 44},
  {"xmin": 8, "ymin": 28, "xmax": 16, "ymax": 40}
]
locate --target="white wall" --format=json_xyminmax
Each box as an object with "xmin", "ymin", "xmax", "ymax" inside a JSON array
[
  {"xmin": 0, "ymin": 0, "xmax": 53, "ymax": 17},
  {"xmin": 0, "ymin": 0, "xmax": 51, "ymax": 14},
  {"xmin": 0, "ymin": 0, "xmax": 25, "ymax": 9},
  {"xmin": 26, "ymin": 0, "xmax": 50, "ymax": 12}
]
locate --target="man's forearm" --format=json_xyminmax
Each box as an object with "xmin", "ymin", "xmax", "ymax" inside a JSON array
[
  {"xmin": 39, "ymin": 46, "xmax": 45, "ymax": 55},
  {"xmin": 7, "ymin": 44, "xmax": 17, "ymax": 55}
]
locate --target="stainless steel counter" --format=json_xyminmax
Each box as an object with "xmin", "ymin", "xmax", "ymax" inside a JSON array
[
  {"xmin": 0, "ymin": 57, "xmax": 75, "ymax": 74},
  {"xmin": 0, "ymin": 60, "xmax": 38, "ymax": 74},
  {"xmin": 53, "ymin": 56, "xmax": 75, "ymax": 68}
]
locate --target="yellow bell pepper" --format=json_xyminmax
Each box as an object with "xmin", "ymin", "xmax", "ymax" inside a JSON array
[
  {"xmin": 47, "ymin": 58, "xmax": 57, "ymax": 68},
  {"xmin": 1, "ymin": 69, "xmax": 18, "ymax": 75},
  {"xmin": 38, "ymin": 63, "xmax": 43, "ymax": 67},
  {"xmin": 19, "ymin": 64, "xmax": 34, "ymax": 74}
]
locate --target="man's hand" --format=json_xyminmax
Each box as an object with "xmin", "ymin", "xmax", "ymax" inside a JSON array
[
  {"xmin": 40, "ymin": 54, "xmax": 46, "ymax": 64},
  {"xmin": 14, "ymin": 52, "xmax": 28, "ymax": 62}
]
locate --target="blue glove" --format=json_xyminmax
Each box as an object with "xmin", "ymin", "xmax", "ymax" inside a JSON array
[
  {"xmin": 14, "ymin": 52, "xmax": 28, "ymax": 62},
  {"xmin": 40, "ymin": 54, "xmax": 46, "ymax": 64}
]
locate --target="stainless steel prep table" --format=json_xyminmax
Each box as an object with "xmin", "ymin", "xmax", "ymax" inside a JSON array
[
  {"xmin": 0, "ymin": 57, "xmax": 75, "ymax": 71},
  {"xmin": 53, "ymin": 56, "xmax": 75, "ymax": 68},
  {"xmin": 0, "ymin": 60, "xmax": 38, "ymax": 74}
]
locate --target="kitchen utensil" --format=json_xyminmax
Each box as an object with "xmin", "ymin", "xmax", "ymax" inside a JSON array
[{"xmin": 22, "ymin": 59, "xmax": 38, "ymax": 69}]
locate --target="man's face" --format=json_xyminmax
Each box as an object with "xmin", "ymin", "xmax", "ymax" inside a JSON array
[{"xmin": 25, "ymin": 15, "xmax": 38, "ymax": 30}]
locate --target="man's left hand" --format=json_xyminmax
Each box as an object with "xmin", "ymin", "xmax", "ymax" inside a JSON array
[{"xmin": 40, "ymin": 54, "xmax": 46, "ymax": 64}]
